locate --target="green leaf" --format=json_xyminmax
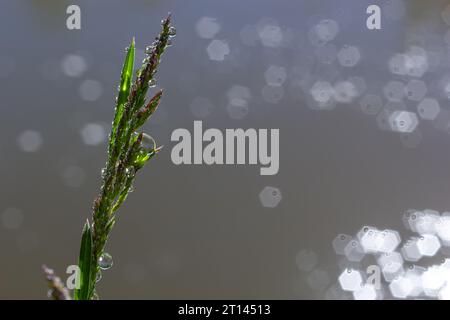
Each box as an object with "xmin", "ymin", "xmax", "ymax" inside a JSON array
[
  {"xmin": 108, "ymin": 38, "xmax": 135, "ymax": 161},
  {"xmin": 74, "ymin": 220, "xmax": 93, "ymax": 300}
]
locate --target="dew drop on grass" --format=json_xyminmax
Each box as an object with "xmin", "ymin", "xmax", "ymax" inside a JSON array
[
  {"xmin": 148, "ymin": 79, "xmax": 157, "ymax": 87},
  {"xmin": 101, "ymin": 168, "xmax": 107, "ymax": 179},
  {"xmin": 96, "ymin": 271, "xmax": 102, "ymax": 283},
  {"xmin": 145, "ymin": 45, "xmax": 154, "ymax": 54},
  {"xmin": 142, "ymin": 133, "xmax": 156, "ymax": 150},
  {"xmin": 125, "ymin": 166, "xmax": 135, "ymax": 178},
  {"xmin": 169, "ymin": 27, "xmax": 177, "ymax": 36},
  {"xmin": 98, "ymin": 252, "xmax": 113, "ymax": 270}
]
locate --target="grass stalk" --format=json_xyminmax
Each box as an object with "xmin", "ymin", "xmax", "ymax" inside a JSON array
[{"xmin": 43, "ymin": 14, "xmax": 175, "ymax": 300}]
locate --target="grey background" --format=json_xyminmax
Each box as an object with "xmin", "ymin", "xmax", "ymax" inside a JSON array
[{"xmin": 1, "ymin": 0, "xmax": 450, "ymax": 299}]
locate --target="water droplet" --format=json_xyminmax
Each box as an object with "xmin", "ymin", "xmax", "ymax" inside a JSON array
[
  {"xmin": 142, "ymin": 133, "xmax": 156, "ymax": 150},
  {"xmin": 125, "ymin": 46, "xmax": 129, "ymax": 53},
  {"xmin": 125, "ymin": 166, "xmax": 135, "ymax": 178},
  {"xmin": 98, "ymin": 252, "xmax": 113, "ymax": 270},
  {"xmin": 101, "ymin": 168, "xmax": 107, "ymax": 179},
  {"xmin": 169, "ymin": 27, "xmax": 177, "ymax": 37},
  {"xmin": 145, "ymin": 45, "xmax": 154, "ymax": 54},
  {"xmin": 148, "ymin": 79, "xmax": 157, "ymax": 87},
  {"xmin": 96, "ymin": 271, "xmax": 102, "ymax": 283},
  {"xmin": 129, "ymin": 185, "xmax": 134, "ymax": 193},
  {"xmin": 167, "ymin": 39, "xmax": 173, "ymax": 46}
]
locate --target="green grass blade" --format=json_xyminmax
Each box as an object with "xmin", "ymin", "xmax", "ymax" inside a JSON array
[
  {"xmin": 109, "ymin": 38, "xmax": 135, "ymax": 160},
  {"xmin": 74, "ymin": 220, "xmax": 93, "ymax": 300}
]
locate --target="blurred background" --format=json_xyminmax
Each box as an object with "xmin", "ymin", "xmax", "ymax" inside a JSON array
[{"xmin": 3, "ymin": 0, "xmax": 450, "ymax": 299}]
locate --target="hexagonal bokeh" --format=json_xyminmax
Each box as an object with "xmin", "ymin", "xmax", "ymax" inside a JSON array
[
  {"xmin": 227, "ymin": 85, "xmax": 251, "ymax": 101},
  {"xmin": 324, "ymin": 284, "xmax": 350, "ymax": 300},
  {"xmin": 333, "ymin": 81, "xmax": 358, "ymax": 104},
  {"xmin": 348, "ymin": 76, "xmax": 367, "ymax": 97},
  {"xmin": 416, "ymin": 234, "xmax": 441, "ymax": 257},
  {"xmin": 378, "ymin": 229, "xmax": 401, "ymax": 253},
  {"xmin": 404, "ymin": 266, "xmax": 426, "ymax": 298},
  {"xmin": 332, "ymin": 234, "xmax": 353, "ymax": 256},
  {"xmin": 404, "ymin": 209, "xmax": 440, "ymax": 234},
  {"xmin": 227, "ymin": 99, "xmax": 249, "ymax": 120},
  {"xmin": 295, "ymin": 249, "xmax": 318, "ymax": 272},
  {"xmin": 206, "ymin": 39, "xmax": 230, "ymax": 61},
  {"xmin": 421, "ymin": 266, "xmax": 447, "ymax": 298},
  {"xmin": 383, "ymin": 80, "xmax": 405, "ymax": 102},
  {"xmin": 389, "ymin": 53, "xmax": 408, "ymax": 75},
  {"xmin": 258, "ymin": 186, "xmax": 282, "ymax": 208},
  {"xmin": 261, "ymin": 85, "xmax": 284, "ymax": 104},
  {"xmin": 432, "ymin": 109, "xmax": 450, "ymax": 133},
  {"xmin": 196, "ymin": 17, "xmax": 221, "ymax": 39},
  {"xmin": 376, "ymin": 109, "xmax": 394, "ymax": 131},
  {"xmin": 377, "ymin": 251, "xmax": 404, "ymax": 282},
  {"xmin": 400, "ymin": 130, "xmax": 422, "ymax": 149},
  {"xmin": 337, "ymin": 45, "xmax": 361, "ymax": 67},
  {"xmin": 353, "ymin": 284, "xmax": 378, "ymax": 300},
  {"xmin": 405, "ymin": 79, "xmax": 427, "ymax": 101},
  {"xmin": 436, "ymin": 216, "xmax": 450, "ymax": 245},
  {"xmin": 258, "ymin": 23, "xmax": 283, "ymax": 48},
  {"xmin": 357, "ymin": 226, "xmax": 383, "ymax": 253},
  {"xmin": 343, "ymin": 239, "xmax": 365, "ymax": 262},
  {"xmin": 306, "ymin": 94, "xmax": 337, "ymax": 111},
  {"xmin": 338, "ymin": 269, "xmax": 363, "ymax": 292},
  {"xmin": 306, "ymin": 269, "xmax": 330, "ymax": 292},
  {"xmin": 439, "ymin": 284, "xmax": 450, "ymax": 300},
  {"xmin": 388, "ymin": 111, "xmax": 419, "ymax": 133},
  {"xmin": 264, "ymin": 65, "xmax": 287, "ymax": 87},
  {"xmin": 404, "ymin": 46, "xmax": 429, "ymax": 78},
  {"xmin": 417, "ymin": 97, "xmax": 441, "ymax": 120},
  {"xmin": 310, "ymin": 81, "xmax": 334, "ymax": 104},
  {"xmin": 389, "ymin": 276, "xmax": 414, "ymax": 299},
  {"xmin": 314, "ymin": 19, "xmax": 339, "ymax": 42},
  {"xmin": 402, "ymin": 209, "xmax": 422, "ymax": 231},
  {"xmin": 401, "ymin": 238, "xmax": 423, "ymax": 262},
  {"xmin": 360, "ymin": 94, "xmax": 383, "ymax": 115},
  {"xmin": 385, "ymin": 100, "xmax": 407, "ymax": 112}
]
